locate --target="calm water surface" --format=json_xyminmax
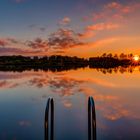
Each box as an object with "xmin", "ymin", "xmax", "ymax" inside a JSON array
[{"xmin": 0, "ymin": 67, "xmax": 140, "ymax": 140}]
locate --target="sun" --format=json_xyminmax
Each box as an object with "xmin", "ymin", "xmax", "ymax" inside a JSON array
[{"xmin": 133, "ymin": 55, "xmax": 140, "ymax": 62}]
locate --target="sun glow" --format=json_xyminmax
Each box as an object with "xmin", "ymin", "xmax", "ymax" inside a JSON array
[{"xmin": 133, "ymin": 55, "xmax": 140, "ymax": 62}]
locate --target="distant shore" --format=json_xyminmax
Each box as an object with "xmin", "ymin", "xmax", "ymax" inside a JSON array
[{"xmin": 0, "ymin": 55, "xmax": 138, "ymax": 72}]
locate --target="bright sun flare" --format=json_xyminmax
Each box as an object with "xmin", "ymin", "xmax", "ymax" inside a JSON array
[{"xmin": 133, "ymin": 55, "xmax": 140, "ymax": 61}]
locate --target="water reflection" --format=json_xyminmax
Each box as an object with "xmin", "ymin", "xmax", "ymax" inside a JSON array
[
  {"xmin": 0, "ymin": 66, "xmax": 140, "ymax": 75},
  {"xmin": 0, "ymin": 67, "xmax": 140, "ymax": 139},
  {"xmin": 94, "ymin": 66, "xmax": 140, "ymax": 74}
]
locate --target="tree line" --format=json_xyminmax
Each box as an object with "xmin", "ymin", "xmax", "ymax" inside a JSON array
[{"xmin": 0, "ymin": 53, "xmax": 138, "ymax": 71}]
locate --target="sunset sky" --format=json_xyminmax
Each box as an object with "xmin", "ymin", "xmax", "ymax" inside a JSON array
[{"xmin": 0, "ymin": 0, "xmax": 140, "ymax": 58}]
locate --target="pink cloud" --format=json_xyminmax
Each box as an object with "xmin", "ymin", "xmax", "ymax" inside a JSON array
[
  {"xmin": 0, "ymin": 47, "xmax": 40, "ymax": 56},
  {"xmin": 105, "ymin": 2, "xmax": 133, "ymax": 16},
  {"xmin": 0, "ymin": 80, "xmax": 19, "ymax": 89},
  {"xmin": 19, "ymin": 121, "xmax": 31, "ymax": 127},
  {"xmin": 90, "ymin": 1, "xmax": 140, "ymax": 22},
  {"xmin": 0, "ymin": 37, "xmax": 48, "ymax": 56},
  {"xmin": 0, "ymin": 39, "xmax": 8, "ymax": 46},
  {"xmin": 15, "ymin": 0, "xmax": 25, "ymax": 3},
  {"xmin": 59, "ymin": 17, "xmax": 71, "ymax": 25},
  {"xmin": 105, "ymin": 2, "xmax": 122, "ymax": 9}
]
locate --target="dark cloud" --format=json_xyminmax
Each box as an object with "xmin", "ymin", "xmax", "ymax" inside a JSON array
[
  {"xmin": 48, "ymin": 76, "xmax": 84, "ymax": 96},
  {"xmin": 27, "ymin": 38, "xmax": 48, "ymax": 50},
  {"xmin": 29, "ymin": 78, "xmax": 49, "ymax": 88},
  {"xmin": 29, "ymin": 24, "xmax": 36, "ymax": 28},
  {"xmin": 29, "ymin": 76, "xmax": 84, "ymax": 96},
  {"xmin": 0, "ymin": 37, "xmax": 44, "ymax": 56},
  {"xmin": 39, "ymin": 27, "xmax": 46, "ymax": 32},
  {"xmin": 25, "ymin": 28, "xmax": 85, "ymax": 52},
  {"xmin": 6, "ymin": 38, "xmax": 21, "ymax": 44},
  {"xmin": 53, "ymin": 50, "xmax": 65, "ymax": 54},
  {"xmin": 28, "ymin": 24, "xmax": 47, "ymax": 32},
  {"xmin": 48, "ymin": 28, "xmax": 85, "ymax": 49},
  {"xmin": 0, "ymin": 37, "xmax": 24, "ymax": 47},
  {"xmin": 0, "ymin": 27, "xmax": 86, "ymax": 56}
]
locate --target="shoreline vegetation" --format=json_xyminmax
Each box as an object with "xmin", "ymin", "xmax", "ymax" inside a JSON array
[{"xmin": 0, "ymin": 54, "xmax": 139, "ymax": 72}]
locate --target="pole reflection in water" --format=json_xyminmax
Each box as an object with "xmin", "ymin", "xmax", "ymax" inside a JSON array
[
  {"xmin": 45, "ymin": 98, "xmax": 54, "ymax": 140},
  {"xmin": 88, "ymin": 97, "xmax": 96, "ymax": 140}
]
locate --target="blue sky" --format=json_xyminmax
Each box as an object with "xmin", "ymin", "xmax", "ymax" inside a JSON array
[{"xmin": 0, "ymin": 0, "xmax": 140, "ymax": 57}]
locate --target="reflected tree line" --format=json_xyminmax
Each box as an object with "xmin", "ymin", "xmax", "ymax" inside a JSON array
[
  {"xmin": 95, "ymin": 66, "xmax": 140, "ymax": 74},
  {"xmin": 0, "ymin": 53, "xmax": 139, "ymax": 72}
]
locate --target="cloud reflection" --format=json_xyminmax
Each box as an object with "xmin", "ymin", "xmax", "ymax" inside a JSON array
[
  {"xmin": 19, "ymin": 120, "xmax": 31, "ymax": 127},
  {"xmin": 0, "ymin": 68, "xmax": 140, "ymax": 123}
]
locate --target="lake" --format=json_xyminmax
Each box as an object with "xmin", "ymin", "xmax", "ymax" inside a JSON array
[{"xmin": 0, "ymin": 67, "xmax": 140, "ymax": 140}]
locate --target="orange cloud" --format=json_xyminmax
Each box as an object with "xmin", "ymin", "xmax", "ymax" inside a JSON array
[
  {"xmin": 87, "ymin": 22, "xmax": 120, "ymax": 31},
  {"xmin": 77, "ymin": 30, "xmax": 95, "ymax": 39},
  {"xmin": 77, "ymin": 22, "xmax": 120, "ymax": 40},
  {"xmin": 62, "ymin": 100, "xmax": 72, "ymax": 108}
]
